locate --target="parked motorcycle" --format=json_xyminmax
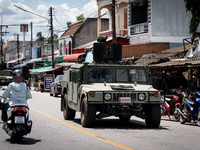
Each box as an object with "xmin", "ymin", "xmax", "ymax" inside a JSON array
[
  {"xmin": 5, "ymin": 103, "xmax": 32, "ymax": 142},
  {"xmin": 161, "ymin": 89, "xmax": 184, "ymax": 121},
  {"xmin": 178, "ymin": 91, "xmax": 200, "ymax": 126}
]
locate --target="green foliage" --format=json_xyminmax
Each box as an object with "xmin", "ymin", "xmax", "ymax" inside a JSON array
[
  {"xmin": 76, "ymin": 14, "xmax": 85, "ymax": 21},
  {"xmin": 67, "ymin": 22, "xmax": 72, "ymax": 28},
  {"xmin": 184, "ymin": 0, "xmax": 200, "ymax": 35},
  {"xmin": 36, "ymin": 32, "xmax": 45, "ymax": 41},
  {"xmin": 46, "ymin": 34, "xmax": 58, "ymax": 44}
]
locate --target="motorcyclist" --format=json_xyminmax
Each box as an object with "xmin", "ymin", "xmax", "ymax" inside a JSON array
[{"xmin": 1, "ymin": 69, "xmax": 32, "ymax": 129}]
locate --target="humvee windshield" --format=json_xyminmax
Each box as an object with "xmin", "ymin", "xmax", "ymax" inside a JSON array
[
  {"xmin": 88, "ymin": 68, "xmax": 113, "ymax": 82},
  {"xmin": 116, "ymin": 69, "xmax": 147, "ymax": 83},
  {"xmin": 87, "ymin": 67, "xmax": 147, "ymax": 83}
]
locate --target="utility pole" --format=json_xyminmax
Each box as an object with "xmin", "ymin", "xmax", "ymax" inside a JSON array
[
  {"xmin": 112, "ymin": 0, "xmax": 116, "ymax": 43},
  {"xmin": 49, "ymin": 7, "xmax": 54, "ymax": 68},
  {"xmin": 0, "ymin": 25, "xmax": 9, "ymax": 65},
  {"xmin": 30, "ymin": 22, "xmax": 33, "ymax": 59},
  {"xmin": 17, "ymin": 34, "xmax": 19, "ymax": 64}
]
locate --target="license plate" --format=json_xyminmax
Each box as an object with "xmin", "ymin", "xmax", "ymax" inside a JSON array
[
  {"xmin": 14, "ymin": 116, "xmax": 25, "ymax": 124},
  {"xmin": 1, "ymin": 80, "xmax": 5, "ymax": 82},
  {"xmin": 118, "ymin": 97, "xmax": 131, "ymax": 103}
]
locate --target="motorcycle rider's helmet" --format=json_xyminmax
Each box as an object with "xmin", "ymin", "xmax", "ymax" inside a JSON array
[{"xmin": 13, "ymin": 69, "xmax": 23, "ymax": 79}]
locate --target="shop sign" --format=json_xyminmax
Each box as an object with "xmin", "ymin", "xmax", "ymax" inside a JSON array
[{"xmin": 44, "ymin": 74, "xmax": 55, "ymax": 90}]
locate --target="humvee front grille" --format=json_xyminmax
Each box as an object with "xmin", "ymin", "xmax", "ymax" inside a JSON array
[
  {"xmin": 112, "ymin": 93, "xmax": 136, "ymax": 101},
  {"xmin": 87, "ymin": 90, "xmax": 161, "ymax": 104}
]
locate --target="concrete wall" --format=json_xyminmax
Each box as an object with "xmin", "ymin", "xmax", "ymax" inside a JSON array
[
  {"xmin": 129, "ymin": 0, "xmax": 200, "ymax": 45},
  {"xmin": 151, "ymin": 0, "xmax": 192, "ymax": 37},
  {"xmin": 58, "ymin": 36, "xmax": 72, "ymax": 55},
  {"xmin": 5, "ymin": 41, "xmax": 45, "ymax": 61},
  {"xmin": 74, "ymin": 18, "xmax": 109, "ymax": 48}
]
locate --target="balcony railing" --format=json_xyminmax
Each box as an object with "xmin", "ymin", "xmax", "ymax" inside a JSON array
[
  {"xmin": 130, "ymin": 22, "xmax": 148, "ymax": 35},
  {"xmin": 99, "ymin": 29, "xmax": 128, "ymax": 37}
]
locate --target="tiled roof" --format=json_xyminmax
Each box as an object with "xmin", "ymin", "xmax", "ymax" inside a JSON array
[{"xmin": 61, "ymin": 20, "xmax": 84, "ymax": 37}]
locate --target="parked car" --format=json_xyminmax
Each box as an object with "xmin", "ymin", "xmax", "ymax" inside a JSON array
[
  {"xmin": 50, "ymin": 75, "xmax": 63, "ymax": 97},
  {"xmin": 0, "ymin": 69, "xmax": 13, "ymax": 85}
]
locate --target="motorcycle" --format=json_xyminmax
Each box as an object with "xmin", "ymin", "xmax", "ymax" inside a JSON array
[
  {"xmin": 178, "ymin": 91, "xmax": 200, "ymax": 126},
  {"xmin": 5, "ymin": 103, "xmax": 32, "ymax": 142},
  {"xmin": 161, "ymin": 89, "xmax": 184, "ymax": 121}
]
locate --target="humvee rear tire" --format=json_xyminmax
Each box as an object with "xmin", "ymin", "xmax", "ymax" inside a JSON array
[
  {"xmin": 63, "ymin": 94, "xmax": 76, "ymax": 120},
  {"xmin": 145, "ymin": 104, "xmax": 161, "ymax": 128},
  {"xmin": 81, "ymin": 98, "xmax": 96, "ymax": 127}
]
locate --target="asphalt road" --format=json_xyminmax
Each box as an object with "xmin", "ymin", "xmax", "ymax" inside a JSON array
[{"xmin": 1, "ymin": 89, "xmax": 200, "ymax": 150}]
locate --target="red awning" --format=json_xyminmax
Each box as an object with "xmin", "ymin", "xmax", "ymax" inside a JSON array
[{"xmin": 63, "ymin": 53, "xmax": 85, "ymax": 62}]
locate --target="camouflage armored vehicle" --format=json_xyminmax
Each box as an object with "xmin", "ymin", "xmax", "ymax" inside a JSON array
[
  {"xmin": 61, "ymin": 43, "xmax": 161, "ymax": 128},
  {"xmin": 0, "ymin": 69, "xmax": 13, "ymax": 85}
]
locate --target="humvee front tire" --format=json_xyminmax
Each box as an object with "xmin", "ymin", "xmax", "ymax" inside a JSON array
[
  {"xmin": 119, "ymin": 116, "xmax": 131, "ymax": 121},
  {"xmin": 81, "ymin": 98, "xmax": 96, "ymax": 127},
  {"xmin": 63, "ymin": 94, "xmax": 76, "ymax": 120},
  {"xmin": 145, "ymin": 104, "xmax": 161, "ymax": 128}
]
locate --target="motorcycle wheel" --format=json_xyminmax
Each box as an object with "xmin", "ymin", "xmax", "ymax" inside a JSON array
[
  {"xmin": 160, "ymin": 104, "xmax": 167, "ymax": 116},
  {"xmin": 172, "ymin": 106, "xmax": 180, "ymax": 122},
  {"xmin": 16, "ymin": 133, "xmax": 23, "ymax": 143},
  {"xmin": 197, "ymin": 110, "xmax": 200, "ymax": 127},
  {"xmin": 179, "ymin": 104, "xmax": 187, "ymax": 124}
]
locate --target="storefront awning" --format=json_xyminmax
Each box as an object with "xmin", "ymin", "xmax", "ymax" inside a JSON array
[
  {"xmin": 11, "ymin": 58, "xmax": 44, "ymax": 69},
  {"xmin": 7, "ymin": 58, "xmax": 25, "ymax": 64},
  {"xmin": 29, "ymin": 66, "xmax": 52, "ymax": 74},
  {"xmin": 63, "ymin": 53, "xmax": 85, "ymax": 62},
  {"xmin": 13, "ymin": 63, "xmax": 27, "ymax": 68},
  {"xmin": 29, "ymin": 66, "xmax": 64, "ymax": 74},
  {"xmin": 26, "ymin": 58, "xmax": 44, "ymax": 64},
  {"xmin": 56, "ymin": 62, "xmax": 75, "ymax": 66},
  {"xmin": 36, "ymin": 66, "xmax": 63, "ymax": 73}
]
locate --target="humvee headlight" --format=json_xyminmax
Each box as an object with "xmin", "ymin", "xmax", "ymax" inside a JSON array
[
  {"xmin": 104, "ymin": 93, "xmax": 112, "ymax": 101},
  {"xmin": 138, "ymin": 93, "xmax": 145, "ymax": 101}
]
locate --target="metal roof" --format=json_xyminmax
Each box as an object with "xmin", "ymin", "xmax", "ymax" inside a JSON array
[
  {"xmin": 148, "ymin": 58, "xmax": 200, "ymax": 68},
  {"xmin": 63, "ymin": 53, "xmax": 85, "ymax": 62}
]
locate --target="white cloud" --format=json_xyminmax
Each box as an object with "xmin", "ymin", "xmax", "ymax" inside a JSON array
[{"xmin": 1, "ymin": 0, "xmax": 98, "ymax": 42}]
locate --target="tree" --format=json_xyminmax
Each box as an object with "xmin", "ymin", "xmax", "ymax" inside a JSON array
[
  {"xmin": 36, "ymin": 32, "xmax": 45, "ymax": 41},
  {"xmin": 184, "ymin": 0, "xmax": 200, "ymax": 35},
  {"xmin": 46, "ymin": 34, "xmax": 58, "ymax": 44},
  {"xmin": 76, "ymin": 14, "xmax": 85, "ymax": 21},
  {"xmin": 67, "ymin": 22, "xmax": 72, "ymax": 28}
]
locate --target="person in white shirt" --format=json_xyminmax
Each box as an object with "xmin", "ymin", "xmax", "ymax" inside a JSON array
[{"xmin": 1, "ymin": 69, "xmax": 32, "ymax": 129}]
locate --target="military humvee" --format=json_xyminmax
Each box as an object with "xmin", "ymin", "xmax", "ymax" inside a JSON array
[
  {"xmin": 61, "ymin": 43, "xmax": 161, "ymax": 128},
  {"xmin": 0, "ymin": 69, "xmax": 13, "ymax": 85}
]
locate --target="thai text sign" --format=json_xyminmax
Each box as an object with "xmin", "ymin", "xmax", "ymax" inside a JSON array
[{"xmin": 44, "ymin": 74, "xmax": 55, "ymax": 90}]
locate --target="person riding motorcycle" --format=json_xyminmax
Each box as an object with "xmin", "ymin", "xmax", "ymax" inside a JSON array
[{"xmin": 1, "ymin": 69, "xmax": 32, "ymax": 129}]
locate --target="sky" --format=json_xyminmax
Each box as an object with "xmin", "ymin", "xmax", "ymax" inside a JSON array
[{"xmin": 0, "ymin": 0, "xmax": 107, "ymax": 42}]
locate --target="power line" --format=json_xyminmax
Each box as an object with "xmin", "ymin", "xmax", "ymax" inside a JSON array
[{"xmin": 13, "ymin": 4, "xmax": 49, "ymax": 21}]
